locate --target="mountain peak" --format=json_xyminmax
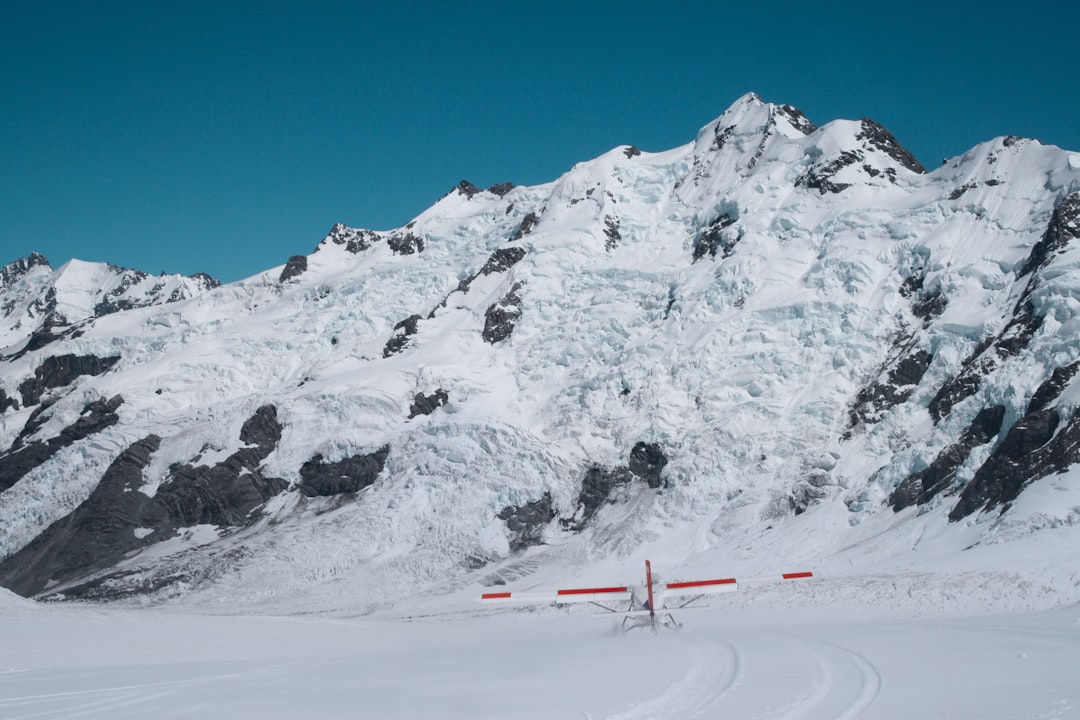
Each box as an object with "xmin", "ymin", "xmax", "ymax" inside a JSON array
[{"xmin": 0, "ymin": 252, "xmax": 51, "ymax": 289}]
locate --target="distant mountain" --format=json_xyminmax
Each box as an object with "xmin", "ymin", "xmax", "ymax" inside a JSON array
[{"xmin": 1, "ymin": 93, "xmax": 1078, "ymax": 608}]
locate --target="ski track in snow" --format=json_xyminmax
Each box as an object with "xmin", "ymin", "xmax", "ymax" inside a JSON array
[{"xmin": 602, "ymin": 637, "xmax": 742, "ymax": 720}]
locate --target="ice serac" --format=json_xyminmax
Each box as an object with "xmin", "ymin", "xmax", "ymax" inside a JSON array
[{"xmin": 1, "ymin": 93, "xmax": 1080, "ymax": 606}]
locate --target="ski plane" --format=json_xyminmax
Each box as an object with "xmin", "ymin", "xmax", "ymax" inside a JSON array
[{"xmin": 480, "ymin": 560, "xmax": 814, "ymax": 631}]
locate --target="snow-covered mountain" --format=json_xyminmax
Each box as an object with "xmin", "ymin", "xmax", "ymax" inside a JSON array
[{"xmin": 2, "ymin": 92, "xmax": 1079, "ymax": 611}]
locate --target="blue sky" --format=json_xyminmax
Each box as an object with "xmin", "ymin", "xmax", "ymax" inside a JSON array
[{"xmin": 3, "ymin": 1, "xmax": 1078, "ymax": 282}]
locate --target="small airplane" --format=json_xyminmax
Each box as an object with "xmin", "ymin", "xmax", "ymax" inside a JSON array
[{"xmin": 480, "ymin": 560, "xmax": 814, "ymax": 631}]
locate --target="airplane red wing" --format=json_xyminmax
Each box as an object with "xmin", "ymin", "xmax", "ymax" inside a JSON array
[{"xmin": 478, "ymin": 562, "xmax": 814, "ymax": 629}]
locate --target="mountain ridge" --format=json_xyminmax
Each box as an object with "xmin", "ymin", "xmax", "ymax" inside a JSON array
[{"xmin": 1, "ymin": 94, "xmax": 1079, "ymax": 610}]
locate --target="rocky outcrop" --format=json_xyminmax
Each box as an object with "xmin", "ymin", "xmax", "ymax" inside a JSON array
[
  {"xmin": 603, "ymin": 217, "xmax": 621, "ymax": 250},
  {"xmin": 479, "ymin": 247, "xmax": 527, "ymax": 276},
  {"xmin": 510, "ymin": 212, "xmax": 539, "ymax": 241},
  {"xmin": 693, "ymin": 214, "xmax": 737, "ymax": 261},
  {"xmin": 566, "ymin": 442, "xmax": 669, "ymax": 529},
  {"xmin": 949, "ymin": 407, "xmax": 1063, "ymax": 520},
  {"xmin": 322, "ymin": 223, "xmax": 379, "ymax": 253},
  {"xmin": 18, "ymin": 353, "xmax": 121, "ymax": 407},
  {"xmin": 147, "ymin": 405, "xmax": 287, "ymax": 528},
  {"xmin": 279, "ymin": 255, "xmax": 308, "ymax": 282},
  {"xmin": 0, "ymin": 405, "xmax": 288, "ymax": 597},
  {"xmin": 857, "ymin": 118, "xmax": 926, "ymax": 173},
  {"xmin": 890, "ymin": 405, "xmax": 1005, "ymax": 511},
  {"xmin": 797, "ymin": 150, "xmax": 861, "ymax": 194},
  {"xmin": 482, "ymin": 283, "xmax": 524, "ymax": 344},
  {"xmin": 1016, "ymin": 192, "xmax": 1080, "ymax": 278},
  {"xmin": 1028, "ymin": 361, "xmax": 1080, "ymax": 412},
  {"xmin": 0, "ymin": 395, "xmax": 123, "ymax": 493},
  {"xmin": 408, "ymin": 389, "xmax": 448, "ymax": 419},
  {"xmin": 628, "ymin": 442, "xmax": 668, "ymax": 489},
  {"xmin": 486, "ymin": 182, "xmax": 515, "ymax": 197},
  {"xmin": 297, "ymin": 446, "xmax": 390, "ymax": 497},
  {"xmin": 0, "ymin": 252, "xmax": 50, "ymax": 289},
  {"xmin": 384, "ymin": 314, "xmax": 423, "ymax": 357},
  {"xmin": 0, "ymin": 435, "xmax": 162, "ymax": 597},
  {"xmin": 0, "ymin": 389, "xmax": 16, "ymax": 414},
  {"xmin": 849, "ymin": 349, "xmax": 932, "ymax": 428},
  {"xmin": 387, "ymin": 232, "xmax": 425, "ymax": 255},
  {"xmin": 497, "ymin": 493, "xmax": 556, "ymax": 551}
]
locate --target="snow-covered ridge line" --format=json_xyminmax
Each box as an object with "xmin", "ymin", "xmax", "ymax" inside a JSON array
[{"xmin": 1, "ymin": 92, "xmax": 1079, "ymax": 613}]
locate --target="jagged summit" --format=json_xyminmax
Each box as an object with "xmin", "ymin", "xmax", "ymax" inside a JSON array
[{"xmin": 1, "ymin": 95, "xmax": 1079, "ymax": 610}]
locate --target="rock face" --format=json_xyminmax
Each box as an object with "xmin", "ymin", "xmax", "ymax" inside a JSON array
[
  {"xmin": 482, "ymin": 283, "xmax": 523, "ymax": 344},
  {"xmin": 279, "ymin": 255, "xmax": 308, "ymax": 282},
  {"xmin": 850, "ymin": 349, "xmax": 932, "ymax": 428},
  {"xmin": 18, "ymin": 353, "xmax": 121, "ymax": 407},
  {"xmin": 497, "ymin": 493, "xmax": 556, "ymax": 551},
  {"xmin": 384, "ymin": 314, "xmax": 423, "ymax": 357},
  {"xmin": 408, "ymin": 389, "xmax": 449, "ymax": 419},
  {"xmin": 0, "ymin": 405, "xmax": 287, "ymax": 598},
  {"xmin": 890, "ymin": 405, "xmax": 1005, "ymax": 511},
  {"xmin": 693, "ymin": 214, "xmax": 737, "ymax": 261},
  {"xmin": 0, "ymin": 395, "xmax": 124, "ymax": 493},
  {"xmin": 297, "ymin": 446, "xmax": 390, "ymax": 497}
]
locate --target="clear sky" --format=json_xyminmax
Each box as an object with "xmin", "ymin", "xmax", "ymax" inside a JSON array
[{"xmin": 3, "ymin": 1, "xmax": 1078, "ymax": 282}]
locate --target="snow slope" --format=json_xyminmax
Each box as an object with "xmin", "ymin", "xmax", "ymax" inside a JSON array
[{"xmin": 0, "ymin": 93, "xmax": 1079, "ymax": 620}]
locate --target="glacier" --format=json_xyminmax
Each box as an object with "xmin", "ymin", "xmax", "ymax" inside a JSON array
[{"xmin": 0, "ymin": 92, "xmax": 1079, "ymax": 618}]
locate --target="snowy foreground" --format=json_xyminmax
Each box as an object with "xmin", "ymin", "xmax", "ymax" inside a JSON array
[
  {"xmin": 2, "ymin": 595, "xmax": 1077, "ymax": 719},
  {"xmin": 4, "ymin": 489, "xmax": 1079, "ymax": 720}
]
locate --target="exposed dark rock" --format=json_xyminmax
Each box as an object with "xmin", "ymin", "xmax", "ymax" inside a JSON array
[
  {"xmin": 480, "ymin": 247, "xmax": 527, "ymax": 276},
  {"xmin": 856, "ymin": 118, "xmax": 926, "ymax": 173},
  {"xmin": 18, "ymin": 353, "xmax": 122, "ymax": 407},
  {"xmin": 603, "ymin": 217, "xmax": 621, "ymax": 251},
  {"xmin": 0, "ymin": 252, "xmax": 50, "ymax": 289},
  {"xmin": 486, "ymin": 182, "xmax": 515, "ymax": 197},
  {"xmin": 0, "ymin": 435, "xmax": 162, "ymax": 597},
  {"xmin": 278, "ymin": 255, "xmax": 308, "ymax": 283},
  {"xmin": 565, "ymin": 442, "xmax": 669, "ymax": 529},
  {"xmin": 510, "ymin": 212, "xmax": 539, "ymax": 241},
  {"xmin": 0, "ymin": 395, "xmax": 123, "ymax": 494},
  {"xmin": 498, "ymin": 492, "xmax": 556, "ymax": 551},
  {"xmin": 1028, "ymin": 361, "xmax": 1080, "ymax": 413},
  {"xmin": 482, "ymin": 283, "xmax": 524, "ymax": 344},
  {"xmin": 899, "ymin": 273, "xmax": 923, "ymax": 298},
  {"xmin": 890, "ymin": 405, "xmax": 1005, "ymax": 510},
  {"xmin": 930, "ymin": 298, "xmax": 1042, "ymax": 423},
  {"xmin": 693, "ymin": 214, "xmax": 737, "ymax": 261},
  {"xmin": 777, "ymin": 104, "xmax": 817, "ymax": 135},
  {"xmin": 711, "ymin": 124, "xmax": 735, "ymax": 152},
  {"xmin": 797, "ymin": 150, "xmax": 862, "ymax": 194},
  {"xmin": 568, "ymin": 466, "xmax": 634, "ymax": 529},
  {"xmin": 0, "ymin": 405, "xmax": 289, "ymax": 597},
  {"xmin": 297, "ymin": 446, "xmax": 390, "ymax": 497},
  {"xmin": 849, "ymin": 349, "xmax": 932, "ymax": 427},
  {"xmin": 949, "ymin": 406, "xmax": 1064, "ymax": 520},
  {"xmin": 383, "ymin": 314, "xmax": 423, "ymax": 357},
  {"xmin": 138, "ymin": 405, "xmax": 287, "ymax": 530},
  {"xmin": 928, "ymin": 197, "xmax": 1069, "ymax": 423},
  {"xmin": 322, "ymin": 223, "xmax": 380, "ymax": 254},
  {"xmin": 623, "ymin": 146, "xmax": 641, "ymax": 159},
  {"xmin": 455, "ymin": 180, "xmax": 481, "ymax": 198},
  {"xmin": 387, "ymin": 232, "xmax": 425, "ymax": 255},
  {"xmin": 628, "ymin": 442, "xmax": 668, "ymax": 488},
  {"xmin": 1017, "ymin": 192, "xmax": 1080, "ymax": 278},
  {"xmin": 88, "ymin": 266, "xmax": 219, "ymax": 317},
  {"xmin": 912, "ymin": 289, "xmax": 947, "ymax": 322},
  {"xmin": 408, "ymin": 389, "xmax": 449, "ymax": 419},
  {"xmin": 0, "ymin": 389, "xmax": 16, "ymax": 414}
]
